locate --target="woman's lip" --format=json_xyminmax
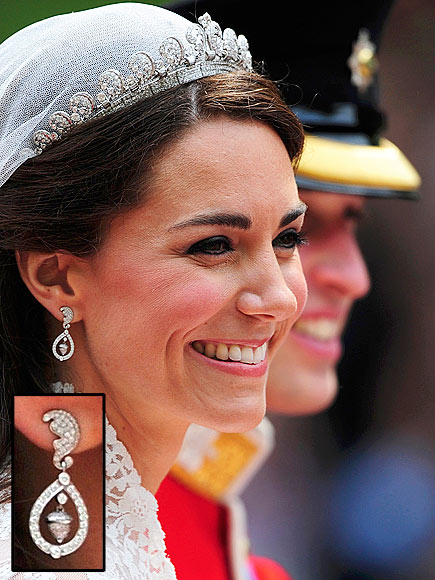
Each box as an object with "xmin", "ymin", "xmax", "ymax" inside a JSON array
[
  {"xmin": 192, "ymin": 337, "xmax": 272, "ymax": 348},
  {"xmin": 188, "ymin": 344, "xmax": 269, "ymax": 377},
  {"xmin": 289, "ymin": 328, "xmax": 342, "ymax": 361}
]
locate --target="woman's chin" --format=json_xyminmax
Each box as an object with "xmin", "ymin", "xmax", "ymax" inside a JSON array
[
  {"xmin": 198, "ymin": 397, "xmax": 266, "ymax": 433},
  {"xmin": 266, "ymin": 364, "xmax": 339, "ymax": 416}
]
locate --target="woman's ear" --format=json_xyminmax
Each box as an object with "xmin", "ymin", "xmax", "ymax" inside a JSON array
[{"xmin": 15, "ymin": 251, "xmax": 88, "ymax": 322}]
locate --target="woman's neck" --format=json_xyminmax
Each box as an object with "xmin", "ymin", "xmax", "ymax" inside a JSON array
[
  {"xmin": 60, "ymin": 343, "xmax": 190, "ymax": 495},
  {"xmin": 105, "ymin": 396, "xmax": 188, "ymax": 494}
]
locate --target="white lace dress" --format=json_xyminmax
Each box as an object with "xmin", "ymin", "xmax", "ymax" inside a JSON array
[{"xmin": 0, "ymin": 419, "xmax": 177, "ymax": 580}]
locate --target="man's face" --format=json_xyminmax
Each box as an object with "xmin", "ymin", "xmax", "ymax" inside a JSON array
[{"xmin": 267, "ymin": 191, "xmax": 371, "ymax": 415}]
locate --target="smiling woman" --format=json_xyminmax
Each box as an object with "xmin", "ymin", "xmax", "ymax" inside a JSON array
[{"xmin": 0, "ymin": 3, "xmax": 305, "ymax": 578}]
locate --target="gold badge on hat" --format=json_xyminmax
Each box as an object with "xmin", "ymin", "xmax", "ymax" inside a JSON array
[{"xmin": 347, "ymin": 28, "xmax": 379, "ymax": 92}]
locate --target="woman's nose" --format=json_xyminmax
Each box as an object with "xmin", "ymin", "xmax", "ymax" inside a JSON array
[
  {"xmin": 236, "ymin": 252, "xmax": 306, "ymax": 322},
  {"xmin": 308, "ymin": 231, "xmax": 371, "ymax": 300}
]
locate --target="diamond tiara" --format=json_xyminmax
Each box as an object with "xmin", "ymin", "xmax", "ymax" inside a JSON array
[{"xmin": 32, "ymin": 13, "xmax": 252, "ymax": 155}]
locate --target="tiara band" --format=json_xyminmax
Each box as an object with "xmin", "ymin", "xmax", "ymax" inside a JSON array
[{"xmin": 32, "ymin": 13, "xmax": 252, "ymax": 155}]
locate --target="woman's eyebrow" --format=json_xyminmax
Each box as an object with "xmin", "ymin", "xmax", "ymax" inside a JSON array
[
  {"xmin": 279, "ymin": 202, "xmax": 307, "ymax": 227},
  {"xmin": 169, "ymin": 201, "xmax": 307, "ymax": 232},
  {"xmin": 169, "ymin": 212, "xmax": 252, "ymax": 231}
]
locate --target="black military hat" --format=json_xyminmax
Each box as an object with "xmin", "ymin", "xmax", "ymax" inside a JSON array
[{"xmin": 168, "ymin": 0, "xmax": 420, "ymax": 199}]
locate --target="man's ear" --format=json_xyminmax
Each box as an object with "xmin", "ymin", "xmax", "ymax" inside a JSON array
[{"xmin": 15, "ymin": 251, "xmax": 89, "ymax": 322}]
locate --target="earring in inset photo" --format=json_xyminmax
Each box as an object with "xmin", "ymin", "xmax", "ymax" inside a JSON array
[
  {"xmin": 52, "ymin": 306, "xmax": 75, "ymax": 361},
  {"xmin": 28, "ymin": 409, "xmax": 88, "ymax": 559}
]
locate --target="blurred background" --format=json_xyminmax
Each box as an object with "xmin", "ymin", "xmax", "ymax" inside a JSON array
[
  {"xmin": 1, "ymin": 1, "xmax": 433, "ymax": 579},
  {"xmin": 242, "ymin": 2, "xmax": 435, "ymax": 579}
]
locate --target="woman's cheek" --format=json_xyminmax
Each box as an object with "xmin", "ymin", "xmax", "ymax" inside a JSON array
[
  {"xmin": 286, "ymin": 256, "xmax": 308, "ymax": 319},
  {"xmin": 91, "ymin": 253, "xmax": 236, "ymax": 333},
  {"xmin": 123, "ymin": 261, "xmax": 235, "ymax": 326},
  {"xmin": 165, "ymin": 276, "xmax": 235, "ymax": 330}
]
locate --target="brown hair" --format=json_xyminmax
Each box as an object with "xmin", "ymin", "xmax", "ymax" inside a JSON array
[{"xmin": 0, "ymin": 71, "xmax": 304, "ymax": 486}]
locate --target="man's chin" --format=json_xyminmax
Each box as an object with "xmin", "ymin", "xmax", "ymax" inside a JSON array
[{"xmin": 266, "ymin": 364, "xmax": 339, "ymax": 416}]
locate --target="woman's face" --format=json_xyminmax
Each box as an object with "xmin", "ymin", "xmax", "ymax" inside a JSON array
[
  {"xmin": 267, "ymin": 191, "xmax": 371, "ymax": 415},
  {"xmin": 73, "ymin": 118, "xmax": 306, "ymax": 433}
]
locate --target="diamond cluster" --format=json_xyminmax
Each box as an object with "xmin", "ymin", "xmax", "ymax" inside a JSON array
[
  {"xmin": 43, "ymin": 409, "xmax": 80, "ymax": 469},
  {"xmin": 32, "ymin": 12, "xmax": 252, "ymax": 154}
]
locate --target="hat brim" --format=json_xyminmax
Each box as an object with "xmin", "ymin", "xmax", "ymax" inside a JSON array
[{"xmin": 296, "ymin": 135, "xmax": 420, "ymax": 200}]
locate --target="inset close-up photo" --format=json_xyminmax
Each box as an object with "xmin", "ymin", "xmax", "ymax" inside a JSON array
[{"xmin": 12, "ymin": 394, "xmax": 104, "ymax": 572}]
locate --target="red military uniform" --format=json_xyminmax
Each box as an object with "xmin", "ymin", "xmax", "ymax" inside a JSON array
[{"xmin": 157, "ymin": 420, "xmax": 294, "ymax": 580}]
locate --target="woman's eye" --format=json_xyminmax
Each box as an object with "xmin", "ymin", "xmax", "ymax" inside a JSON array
[
  {"xmin": 273, "ymin": 228, "xmax": 308, "ymax": 250},
  {"xmin": 187, "ymin": 236, "xmax": 234, "ymax": 256}
]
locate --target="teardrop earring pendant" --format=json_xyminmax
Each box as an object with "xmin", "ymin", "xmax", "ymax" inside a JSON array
[
  {"xmin": 29, "ymin": 409, "xmax": 89, "ymax": 559},
  {"xmin": 52, "ymin": 306, "xmax": 75, "ymax": 361}
]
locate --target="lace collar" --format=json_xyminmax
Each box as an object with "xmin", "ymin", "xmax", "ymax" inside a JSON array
[{"xmin": 105, "ymin": 418, "xmax": 177, "ymax": 579}]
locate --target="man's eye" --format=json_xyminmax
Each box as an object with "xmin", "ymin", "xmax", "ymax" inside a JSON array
[
  {"xmin": 187, "ymin": 236, "xmax": 234, "ymax": 256},
  {"xmin": 273, "ymin": 228, "xmax": 308, "ymax": 250}
]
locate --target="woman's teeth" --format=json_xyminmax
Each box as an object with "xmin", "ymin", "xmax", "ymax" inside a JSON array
[
  {"xmin": 293, "ymin": 318, "xmax": 340, "ymax": 341},
  {"xmin": 192, "ymin": 341, "xmax": 267, "ymax": 364}
]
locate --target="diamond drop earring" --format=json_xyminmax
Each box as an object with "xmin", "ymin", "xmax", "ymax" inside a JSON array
[
  {"xmin": 29, "ymin": 409, "xmax": 89, "ymax": 559},
  {"xmin": 52, "ymin": 306, "xmax": 75, "ymax": 361}
]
